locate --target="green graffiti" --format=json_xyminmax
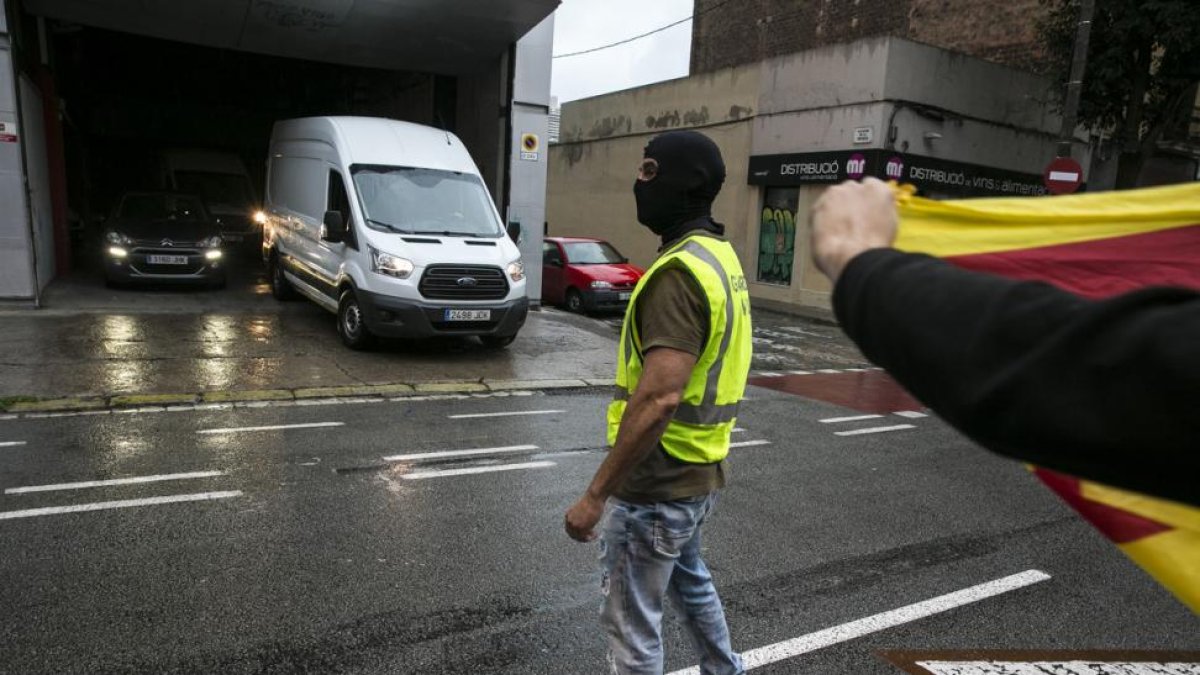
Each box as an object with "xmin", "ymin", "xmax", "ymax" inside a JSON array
[{"xmin": 758, "ymin": 206, "xmax": 796, "ymax": 284}]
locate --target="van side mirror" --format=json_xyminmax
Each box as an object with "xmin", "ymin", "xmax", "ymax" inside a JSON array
[
  {"xmin": 507, "ymin": 221, "xmax": 522, "ymax": 244},
  {"xmin": 322, "ymin": 210, "xmax": 346, "ymax": 243}
]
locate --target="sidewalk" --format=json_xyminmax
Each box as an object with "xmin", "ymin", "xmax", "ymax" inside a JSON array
[{"xmin": 0, "ymin": 266, "xmax": 621, "ymax": 408}]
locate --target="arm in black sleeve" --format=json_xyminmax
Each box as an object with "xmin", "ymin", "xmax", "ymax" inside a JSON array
[{"xmin": 833, "ymin": 248, "xmax": 1200, "ymax": 506}]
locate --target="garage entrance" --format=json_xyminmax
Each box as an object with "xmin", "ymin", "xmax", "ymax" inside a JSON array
[{"xmin": 0, "ymin": 0, "xmax": 554, "ymax": 306}]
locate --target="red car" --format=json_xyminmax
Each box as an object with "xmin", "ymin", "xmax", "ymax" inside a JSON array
[{"xmin": 542, "ymin": 237, "xmax": 644, "ymax": 313}]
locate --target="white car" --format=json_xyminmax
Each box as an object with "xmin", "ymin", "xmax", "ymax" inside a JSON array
[{"xmin": 262, "ymin": 116, "xmax": 528, "ymax": 349}]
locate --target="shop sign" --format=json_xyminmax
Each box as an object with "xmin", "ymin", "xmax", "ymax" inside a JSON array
[{"xmin": 749, "ymin": 149, "xmax": 1055, "ymax": 198}]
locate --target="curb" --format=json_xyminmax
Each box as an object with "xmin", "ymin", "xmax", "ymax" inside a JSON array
[{"xmin": 0, "ymin": 378, "xmax": 612, "ymax": 415}]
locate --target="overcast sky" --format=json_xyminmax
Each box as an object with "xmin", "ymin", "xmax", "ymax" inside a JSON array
[{"xmin": 550, "ymin": 0, "xmax": 693, "ymax": 105}]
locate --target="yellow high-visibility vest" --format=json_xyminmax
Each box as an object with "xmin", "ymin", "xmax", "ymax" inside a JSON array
[{"xmin": 607, "ymin": 234, "xmax": 753, "ymax": 463}]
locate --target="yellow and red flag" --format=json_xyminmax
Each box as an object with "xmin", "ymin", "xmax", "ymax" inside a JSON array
[{"xmin": 893, "ymin": 181, "xmax": 1200, "ymax": 613}]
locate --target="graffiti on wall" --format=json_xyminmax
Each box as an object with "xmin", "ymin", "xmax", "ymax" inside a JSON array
[{"xmin": 757, "ymin": 187, "xmax": 799, "ymax": 285}]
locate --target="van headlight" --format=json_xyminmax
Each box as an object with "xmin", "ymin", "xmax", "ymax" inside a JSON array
[
  {"xmin": 253, "ymin": 210, "xmax": 268, "ymax": 225},
  {"xmin": 200, "ymin": 235, "xmax": 223, "ymax": 248},
  {"xmin": 370, "ymin": 246, "xmax": 414, "ymax": 279},
  {"xmin": 506, "ymin": 260, "xmax": 525, "ymax": 282}
]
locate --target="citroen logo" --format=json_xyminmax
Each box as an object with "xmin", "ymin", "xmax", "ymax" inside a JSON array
[
  {"xmin": 161, "ymin": 239, "xmax": 174, "ymax": 247},
  {"xmin": 456, "ymin": 277, "xmax": 478, "ymax": 287}
]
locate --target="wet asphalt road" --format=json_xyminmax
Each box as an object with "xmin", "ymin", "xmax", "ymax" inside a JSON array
[{"xmin": 1, "ymin": 387, "xmax": 1196, "ymax": 674}]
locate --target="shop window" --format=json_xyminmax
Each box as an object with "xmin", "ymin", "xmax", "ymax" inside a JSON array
[{"xmin": 757, "ymin": 187, "xmax": 799, "ymax": 285}]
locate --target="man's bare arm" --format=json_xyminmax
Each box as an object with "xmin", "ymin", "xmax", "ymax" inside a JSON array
[{"xmin": 564, "ymin": 346, "xmax": 697, "ymax": 542}]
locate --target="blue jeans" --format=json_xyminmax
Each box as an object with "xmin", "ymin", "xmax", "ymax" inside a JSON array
[{"xmin": 599, "ymin": 494, "xmax": 743, "ymax": 675}]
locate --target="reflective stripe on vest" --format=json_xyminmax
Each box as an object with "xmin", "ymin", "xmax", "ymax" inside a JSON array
[{"xmin": 606, "ymin": 235, "xmax": 752, "ymax": 464}]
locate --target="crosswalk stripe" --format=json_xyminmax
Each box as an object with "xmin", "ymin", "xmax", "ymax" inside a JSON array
[
  {"xmin": 401, "ymin": 461, "xmax": 555, "ymax": 480},
  {"xmin": 5, "ymin": 471, "xmax": 224, "ymax": 495},
  {"xmin": 0, "ymin": 491, "xmax": 243, "ymax": 521},
  {"xmin": 383, "ymin": 444, "xmax": 539, "ymax": 462},
  {"xmin": 834, "ymin": 425, "xmax": 915, "ymax": 436}
]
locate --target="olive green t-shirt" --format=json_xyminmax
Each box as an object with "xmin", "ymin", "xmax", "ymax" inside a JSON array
[{"xmin": 613, "ymin": 233, "xmax": 727, "ymax": 504}]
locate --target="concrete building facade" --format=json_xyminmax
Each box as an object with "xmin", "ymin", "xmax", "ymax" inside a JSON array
[
  {"xmin": 548, "ymin": 37, "xmax": 1089, "ymax": 318},
  {"xmin": 690, "ymin": 0, "xmax": 1051, "ymax": 76}
]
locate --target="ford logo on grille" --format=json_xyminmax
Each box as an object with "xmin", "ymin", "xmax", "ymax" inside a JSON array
[
  {"xmin": 160, "ymin": 239, "xmax": 174, "ymax": 247},
  {"xmin": 456, "ymin": 277, "xmax": 479, "ymax": 287}
]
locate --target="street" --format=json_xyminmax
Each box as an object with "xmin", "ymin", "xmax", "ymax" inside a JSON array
[
  {"xmin": 2, "ymin": 372, "xmax": 1196, "ymax": 674},
  {"xmin": 1, "ymin": 2, "xmax": 1196, "ymax": 673}
]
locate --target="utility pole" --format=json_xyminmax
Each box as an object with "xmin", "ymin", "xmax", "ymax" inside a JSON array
[{"xmin": 1057, "ymin": 0, "xmax": 1095, "ymax": 157}]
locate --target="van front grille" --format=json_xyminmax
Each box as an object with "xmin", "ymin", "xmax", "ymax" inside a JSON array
[{"xmin": 419, "ymin": 265, "xmax": 508, "ymax": 300}]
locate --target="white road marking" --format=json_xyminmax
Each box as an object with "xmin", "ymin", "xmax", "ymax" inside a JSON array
[
  {"xmin": 917, "ymin": 660, "xmax": 1199, "ymax": 675},
  {"xmin": 384, "ymin": 444, "xmax": 540, "ymax": 462},
  {"xmin": 197, "ymin": 422, "xmax": 344, "ymax": 435},
  {"xmin": 894, "ymin": 411, "xmax": 928, "ymax": 419},
  {"xmin": 788, "ymin": 370, "xmax": 813, "ymax": 375},
  {"xmin": 447, "ymin": 409, "xmax": 564, "ymax": 419},
  {"xmin": 401, "ymin": 461, "xmax": 555, "ymax": 480},
  {"xmin": 819, "ymin": 414, "xmax": 883, "ymax": 424},
  {"xmin": 817, "ymin": 369, "xmax": 842, "ymax": 374},
  {"xmin": 779, "ymin": 326, "xmax": 825, "ymax": 337},
  {"xmin": 0, "ymin": 490, "xmax": 243, "ymax": 521},
  {"xmin": 732, "ymin": 428, "xmax": 746, "ymax": 434},
  {"xmin": 834, "ymin": 424, "xmax": 916, "ymax": 436},
  {"xmin": 5, "ymin": 470, "xmax": 224, "ymax": 495},
  {"xmin": 666, "ymin": 570, "xmax": 1052, "ymax": 675},
  {"xmin": 730, "ymin": 440, "xmax": 771, "ymax": 448},
  {"xmin": 757, "ymin": 372, "xmax": 783, "ymax": 377},
  {"xmin": 0, "ymin": 441, "xmax": 27, "ymax": 448},
  {"xmin": 846, "ymin": 368, "xmax": 868, "ymax": 372}
]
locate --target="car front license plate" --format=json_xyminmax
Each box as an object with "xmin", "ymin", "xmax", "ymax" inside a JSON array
[
  {"xmin": 619, "ymin": 292, "xmax": 632, "ymax": 301},
  {"xmin": 444, "ymin": 309, "xmax": 492, "ymax": 321},
  {"xmin": 148, "ymin": 255, "xmax": 188, "ymax": 265}
]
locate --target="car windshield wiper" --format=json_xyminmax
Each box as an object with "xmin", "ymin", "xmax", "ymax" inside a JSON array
[
  {"xmin": 365, "ymin": 218, "xmax": 412, "ymax": 233},
  {"xmin": 429, "ymin": 230, "xmax": 489, "ymax": 238}
]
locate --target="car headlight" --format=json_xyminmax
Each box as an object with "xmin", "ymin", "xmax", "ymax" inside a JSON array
[
  {"xmin": 253, "ymin": 210, "xmax": 268, "ymax": 225},
  {"xmin": 105, "ymin": 231, "xmax": 131, "ymax": 246},
  {"xmin": 370, "ymin": 246, "xmax": 414, "ymax": 279},
  {"xmin": 108, "ymin": 246, "xmax": 128, "ymax": 258},
  {"xmin": 590, "ymin": 280, "xmax": 612, "ymax": 289},
  {"xmin": 200, "ymin": 235, "xmax": 223, "ymax": 248},
  {"xmin": 507, "ymin": 260, "xmax": 525, "ymax": 282}
]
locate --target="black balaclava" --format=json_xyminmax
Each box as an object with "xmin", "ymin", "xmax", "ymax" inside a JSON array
[{"xmin": 633, "ymin": 130, "xmax": 726, "ymax": 246}]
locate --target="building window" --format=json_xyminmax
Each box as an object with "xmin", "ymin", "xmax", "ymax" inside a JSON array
[{"xmin": 757, "ymin": 187, "xmax": 798, "ymax": 285}]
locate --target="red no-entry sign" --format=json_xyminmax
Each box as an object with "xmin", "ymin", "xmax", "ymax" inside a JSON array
[{"xmin": 1043, "ymin": 156, "xmax": 1084, "ymax": 195}]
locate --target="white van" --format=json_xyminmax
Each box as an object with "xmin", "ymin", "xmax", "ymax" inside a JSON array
[
  {"xmin": 262, "ymin": 117, "xmax": 528, "ymax": 349},
  {"xmin": 161, "ymin": 149, "xmax": 261, "ymax": 243}
]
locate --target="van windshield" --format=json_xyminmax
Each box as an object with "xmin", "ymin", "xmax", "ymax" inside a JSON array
[{"xmin": 351, "ymin": 165, "xmax": 502, "ymax": 237}]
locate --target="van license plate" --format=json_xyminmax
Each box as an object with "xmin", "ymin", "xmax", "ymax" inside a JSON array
[
  {"xmin": 444, "ymin": 309, "xmax": 492, "ymax": 321},
  {"xmin": 148, "ymin": 255, "xmax": 188, "ymax": 265}
]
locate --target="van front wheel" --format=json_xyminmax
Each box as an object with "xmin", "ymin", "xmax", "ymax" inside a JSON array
[
  {"xmin": 269, "ymin": 255, "xmax": 296, "ymax": 301},
  {"xmin": 338, "ymin": 289, "xmax": 376, "ymax": 350}
]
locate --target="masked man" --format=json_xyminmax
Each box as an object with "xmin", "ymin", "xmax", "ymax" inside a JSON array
[{"xmin": 565, "ymin": 130, "xmax": 752, "ymax": 675}]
